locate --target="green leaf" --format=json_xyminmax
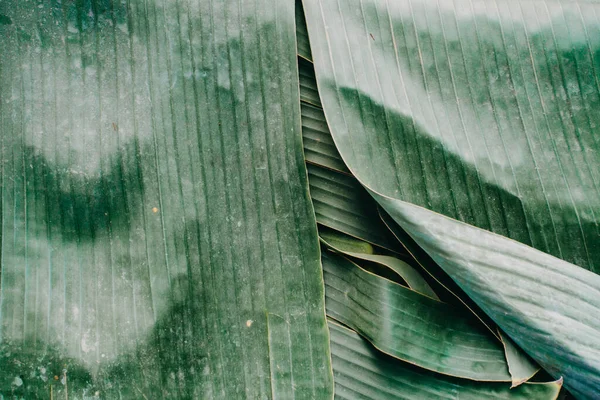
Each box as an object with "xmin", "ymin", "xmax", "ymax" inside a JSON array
[
  {"xmin": 0, "ymin": 0, "xmax": 333, "ymax": 398},
  {"xmin": 329, "ymin": 320, "xmax": 562, "ymax": 400},
  {"xmin": 375, "ymin": 196, "xmax": 600, "ymax": 398},
  {"xmin": 301, "ymin": 102, "xmax": 349, "ymax": 174},
  {"xmin": 320, "ymin": 229, "xmax": 375, "ymax": 255},
  {"xmin": 320, "ymin": 229, "xmax": 439, "ymax": 299},
  {"xmin": 322, "ymin": 252, "xmax": 511, "ymax": 381},
  {"xmin": 302, "ymin": 0, "xmax": 600, "ymax": 272},
  {"xmin": 378, "ymin": 207, "xmax": 501, "ymax": 338},
  {"xmin": 299, "ymin": 58, "xmax": 322, "ymax": 107},
  {"xmin": 299, "ymin": 57, "xmax": 480, "ymax": 312},
  {"xmin": 302, "ymin": 0, "xmax": 600, "ymax": 396},
  {"xmin": 500, "ymin": 331, "xmax": 540, "ymax": 388},
  {"xmin": 295, "ymin": 0, "xmax": 312, "ymax": 61},
  {"xmin": 307, "ymin": 164, "xmax": 399, "ymax": 252}
]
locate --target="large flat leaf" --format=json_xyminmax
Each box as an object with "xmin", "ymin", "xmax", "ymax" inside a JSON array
[
  {"xmin": 302, "ymin": 0, "xmax": 600, "ymax": 272},
  {"xmin": 302, "ymin": 0, "xmax": 600, "ymax": 396},
  {"xmin": 0, "ymin": 0, "xmax": 332, "ymax": 397},
  {"xmin": 329, "ymin": 321, "xmax": 561, "ymax": 400}
]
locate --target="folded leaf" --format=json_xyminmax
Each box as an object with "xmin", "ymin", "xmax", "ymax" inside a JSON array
[
  {"xmin": 308, "ymin": 164, "xmax": 398, "ymax": 251},
  {"xmin": 302, "ymin": 0, "xmax": 600, "ymax": 396},
  {"xmin": 500, "ymin": 331, "xmax": 540, "ymax": 388},
  {"xmin": 329, "ymin": 320, "xmax": 562, "ymax": 400},
  {"xmin": 320, "ymin": 230, "xmax": 438, "ymax": 299},
  {"xmin": 299, "ymin": 58, "xmax": 321, "ymax": 107},
  {"xmin": 302, "ymin": 0, "xmax": 600, "ymax": 272},
  {"xmin": 295, "ymin": 0, "xmax": 312, "ymax": 61},
  {"xmin": 375, "ymin": 197, "xmax": 600, "ymax": 399},
  {"xmin": 322, "ymin": 252, "xmax": 511, "ymax": 381},
  {"xmin": 379, "ymin": 206, "xmax": 501, "ymax": 337},
  {"xmin": 301, "ymin": 102, "xmax": 349, "ymax": 174},
  {"xmin": 320, "ymin": 229, "xmax": 375, "ymax": 255}
]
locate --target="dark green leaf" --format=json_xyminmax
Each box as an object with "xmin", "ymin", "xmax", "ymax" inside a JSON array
[
  {"xmin": 379, "ymin": 207, "xmax": 500, "ymax": 337},
  {"xmin": 296, "ymin": 0, "xmax": 312, "ymax": 61},
  {"xmin": 323, "ymin": 252, "xmax": 511, "ymax": 381},
  {"xmin": 302, "ymin": 102, "xmax": 349, "ymax": 174},
  {"xmin": 299, "ymin": 57, "xmax": 321, "ymax": 107},
  {"xmin": 375, "ymin": 197, "xmax": 600, "ymax": 399},
  {"xmin": 320, "ymin": 229, "xmax": 438, "ymax": 299},
  {"xmin": 308, "ymin": 164, "xmax": 399, "ymax": 251},
  {"xmin": 0, "ymin": 0, "xmax": 332, "ymax": 398},
  {"xmin": 500, "ymin": 331, "xmax": 540, "ymax": 387},
  {"xmin": 329, "ymin": 320, "xmax": 562, "ymax": 400},
  {"xmin": 302, "ymin": 0, "xmax": 600, "ymax": 396}
]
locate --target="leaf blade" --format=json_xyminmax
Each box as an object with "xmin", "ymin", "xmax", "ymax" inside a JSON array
[
  {"xmin": 323, "ymin": 251, "xmax": 511, "ymax": 382},
  {"xmin": 302, "ymin": 0, "xmax": 600, "ymax": 272},
  {"xmin": 302, "ymin": 0, "xmax": 600, "ymax": 396},
  {"xmin": 500, "ymin": 331, "xmax": 540, "ymax": 388},
  {"xmin": 329, "ymin": 321, "xmax": 561, "ymax": 400},
  {"xmin": 320, "ymin": 229, "xmax": 439, "ymax": 299},
  {"xmin": 0, "ymin": 0, "xmax": 333, "ymax": 397},
  {"xmin": 374, "ymin": 196, "xmax": 600, "ymax": 398}
]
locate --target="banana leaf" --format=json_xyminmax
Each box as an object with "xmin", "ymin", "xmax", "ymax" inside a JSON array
[
  {"xmin": 328, "ymin": 320, "xmax": 562, "ymax": 400},
  {"xmin": 499, "ymin": 331, "xmax": 540, "ymax": 388},
  {"xmin": 320, "ymin": 229, "xmax": 438, "ymax": 299},
  {"xmin": 296, "ymin": 0, "xmax": 312, "ymax": 61},
  {"xmin": 301, "ymin": 102, "xmax": 348, "ymax": 174},
  {"xmin": 0, "ymin": 0, "xmax": 333, "ymax": 397},
  {"xmin": 308, "ymin": 164, "xmax": 399, "ymax": 251},
  {"xmin": 302, "ymin": 0, "xmax": 600, "ymax": 397},
  {"xmin": 322, "ymin": 251, "xmax": 511, "ymax": 382}
]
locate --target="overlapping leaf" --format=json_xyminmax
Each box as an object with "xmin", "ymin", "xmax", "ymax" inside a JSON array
[
  {"xmin": 375, "ymin": 197, "xmax": 600, "ymax": 398},
  {"xmin": 500, "ymin": 331, "xmax": 540, "ymax": 388},
  {"xmin": 303, "ymin": 0, "xmax": 600, "ymax": 272},
  {"xmin": 322, "ymin": 252, "xmax": 511, "ymax": 381},
  {"xmin": 302, "ymin": 0, "xmax": 600, "ymax": 397},
  {"xmin": 328, "ymin": 321, "xmax": 561, "ymax": 400},
  {"xmin": 296, "ymin": 12, "xmax": 548, "ymax": 396},
  {"xmin": 320, "ymin": 229, "xmax": 438, "ymax": 299},
  {"xmin": 307, "ymin": 163, "xmax": 399, "ymax": 251}
]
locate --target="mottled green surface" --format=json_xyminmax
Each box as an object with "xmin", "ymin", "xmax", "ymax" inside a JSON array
[
  {"xmin": 302, "ymin": 0, "xmax": 600, "ymax": 396},
  {"xmin": 329, "ymin": 321, "xmax": 561, "ymax": 400},
  {"xmin": 322, "ymin": 252, "xmax": 510, "ymax": 382},
  {"xmin": 0, "ymin": 0, "xmax": 332, "ymax": 398},
  {"xmin": 303, "ymin": 0, "xmax": 600, "ymax": 272}
]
